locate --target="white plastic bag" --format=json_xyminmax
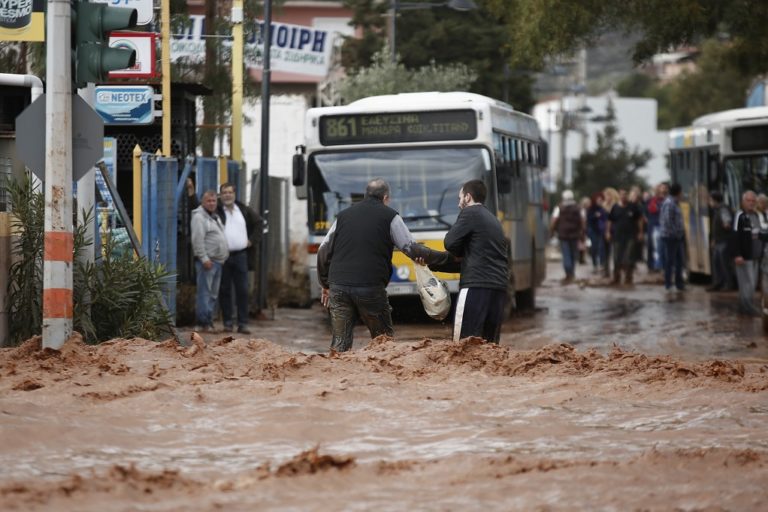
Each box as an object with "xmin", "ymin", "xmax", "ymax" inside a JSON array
[{"xmin": 414, "ymin": 264, "xmax": 451, "ymax": 321}]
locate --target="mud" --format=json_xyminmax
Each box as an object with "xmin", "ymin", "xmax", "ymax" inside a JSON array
[{"xmin": 1, "ymin": 331, "xmax": 767, "ymax": 510}]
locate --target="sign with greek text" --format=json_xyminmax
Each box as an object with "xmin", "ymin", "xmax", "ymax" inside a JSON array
[{"xmin": 171, "ymin": 15, "xmax": 335, "ymax": 77}]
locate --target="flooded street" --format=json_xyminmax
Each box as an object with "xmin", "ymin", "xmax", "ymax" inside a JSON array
[
  {"xmin": 205, "ymin": 261, "xmax": 768, "ymax": 361},
  {"xmin": 1, "ymin": 262, "xmax": 766, "ymax": 511}
]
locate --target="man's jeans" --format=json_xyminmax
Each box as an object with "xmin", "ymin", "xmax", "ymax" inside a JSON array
[
  {"xmin": 195, "ymin": 259, "xmax": 223, "ymax": 327},
  {"xmin": 587, "ymin": 228, "xmax": 605, "ymax": 268},
  {"xmin": 711, "ymin": 242, "xmax": 736, "ymax": 290},
  {"xmin": 560, "ymin": 238, "xmax": 578, "ymax": 277},
  {"xmin": 328, "ymin": 285, "xmax": 394, "ymax": 352},
  {"xmin": 735, "ymin": 260, "xmax": 760, "ymax": 316},
  {"xmin": 662, "ymin": 236, "xmax": 685, "ymax": 290},
  {"xmin": 219, "ymin": 250, "xmax": 250, "ymax": 329}
]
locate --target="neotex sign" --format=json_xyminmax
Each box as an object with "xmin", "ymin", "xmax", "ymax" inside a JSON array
[{"xmin": 94, "ymin": 85, "xmax": 154, "ymax": 125}]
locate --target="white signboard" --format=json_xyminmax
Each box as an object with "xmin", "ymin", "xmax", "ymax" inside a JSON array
[
  {"xmin": 108, "ymin": 31, "xmax": 156, "ymax": 78},
  {"xmin": 91, "ymin": 0, "xmax": 153, "ymax": 26},
  {"xmin": 94, "ymin": 86, "xmax": 155, "ymax": 125},
  {"xmin": 171, "ymin": 15, "xmax": 335, "ymax": 78}
]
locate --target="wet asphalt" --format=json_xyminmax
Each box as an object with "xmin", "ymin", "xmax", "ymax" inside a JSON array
[{"xmin": 178, "ymin": 261, "xmax": 768, "ymax": 361}]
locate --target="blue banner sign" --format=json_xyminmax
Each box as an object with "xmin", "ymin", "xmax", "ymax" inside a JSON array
[{"xmin": 94, "ymin": 85, "xmax": 155, "ymax": 125}]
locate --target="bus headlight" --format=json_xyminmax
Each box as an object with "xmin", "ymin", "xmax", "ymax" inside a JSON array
[{"xmin": 396, "ymin": 265, "xmax": 410, "ymax": 280}]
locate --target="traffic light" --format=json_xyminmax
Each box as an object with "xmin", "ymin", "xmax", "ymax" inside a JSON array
[{"xmin": 73, "ymin": 1, "xmax": 138, "ymax": 88}]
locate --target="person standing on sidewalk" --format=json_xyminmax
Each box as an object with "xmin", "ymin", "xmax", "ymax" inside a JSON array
[
  {"xmin": 732, "ymin": 190, "xmax": 762, "ymax": 316},
  {"xmin": 659, "ymin": 183, "xmax": 686, "ymax": 292},
  {"xmin": 217, "ymin": 182, "xmax": 261, "ymax": 335},
  {"xmin": 707, "ymin": 191, "xmax": 735, "ymax": 292},
  {"xmin": 549, "ymin": 189, "xmax": 584, "ymax": 284},
  {"xmin": 606, "ymin": 189, "xmax": 644, "ymax": 285},
  {"xmin": 191, "ymin": 190, "xmax": 229, "ymax": 332}
]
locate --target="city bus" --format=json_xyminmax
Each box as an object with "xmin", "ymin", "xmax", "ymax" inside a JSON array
[
  {"xmin": 292, "ymin": 91, "xmax": 549, "ymax": 311},
  {"xmin": 668, "ymin": 106, "xmax": 768, "ymax": 279}
]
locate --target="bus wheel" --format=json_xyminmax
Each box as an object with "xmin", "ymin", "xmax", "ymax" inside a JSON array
[
  {"xmin": 515, "ymin": 251, "xmax": 536, "ymax": 311},
  {"xmin": 504, "ymin": 272, "xmax": 516, "ymax": 318},
  {"xmin": 762, "ymin": 291, "xmax": 768, "ymax": 333}
]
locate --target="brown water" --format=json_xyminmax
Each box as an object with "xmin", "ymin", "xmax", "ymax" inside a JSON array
[{"xmin": 1, "ymin": 329, "xmax": 766, "ymax": 511}]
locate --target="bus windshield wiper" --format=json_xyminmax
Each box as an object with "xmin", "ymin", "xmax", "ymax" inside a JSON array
[{"xmin": 400, "ymin": 213, "xmax": 452, "ymax": 228}]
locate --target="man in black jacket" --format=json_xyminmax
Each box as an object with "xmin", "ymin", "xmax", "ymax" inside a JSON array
[
  {"xmin": 732, "ymin": 190, "xmax": 761, "ymax": 316},
  {"xmin": 216, "ymin": 182, "xmax": 262, "ymax": 334},
  {"xmin": 439, "ymin": 179, "xmax": 509, "ymax": 344},
  {"xmin": 317, "ymin": 178, "xmax": 450, "ymax": 352}
]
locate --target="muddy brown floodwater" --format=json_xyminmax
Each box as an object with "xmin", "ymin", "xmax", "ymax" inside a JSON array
[{"xmin": 1, "ymin": 263, "xmax": 767, "ymax": 511}]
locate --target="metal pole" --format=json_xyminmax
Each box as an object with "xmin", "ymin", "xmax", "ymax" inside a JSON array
[
  {"xmin": 231, "ymin": 0, "xmax": 243, "ymax": 163},
  {"xmin": 390, "ymin": 0, "xmax": 397, "ymax": 63},
  {"xmin": 258, "ymin": 0, "xmax": 272, "ymax": 311},
  {"xmin": 43, "ymin": 0, "xmax": 73, "ymax": 349},
  {"xmin": 559, "ymin": 97, "xmax": 568, "ymax": 187},
  {"xmin": 161, "ymin": 0, "xmax": 171, "ymax": 156}
]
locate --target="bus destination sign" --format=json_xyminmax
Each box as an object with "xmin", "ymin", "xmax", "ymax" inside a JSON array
[{"xmin": 319, "ymin": 109, "xmax": 477, "ymax": 146}]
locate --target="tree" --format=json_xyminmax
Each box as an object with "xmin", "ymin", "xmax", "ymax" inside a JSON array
[
  {"xmin": 484, "ymin": 0, "xmax": 768, "ymax": 76},
  {"xmin": 616, "ymin": 39, "xmax": 756, "ymax": 129},
  {"xmin": 340, "ymin": 46, "xmax": 477, "ymax": 102},
  {"xmin": 171, "ymin": 0, "xmax": 265, "ymax": 156},
  {"xmin": 341, "ymin": 1, "xmax": 535, "ymax": 111},
  {"xmin": 571, "ymin": 100, "xmax": 651, "ymax": 199}
]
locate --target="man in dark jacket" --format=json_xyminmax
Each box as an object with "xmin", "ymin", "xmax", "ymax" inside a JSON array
[
  {"xmin": 732, "ymin": 190, "xmax": 761, "ymax": 316},
  {"xmin": 439, "ymin": 179, "xmax": 509, "ymax": 344},
  {"xmin": 216, "ymin": 182, "xmax": 262, "ymax": 334},
  {"xmin": 707, "ymin": 191, "xmax": 735, "ymax": 291},
  {"xmin": 317, "ymin": 178, "xmax": 450, "ymax": 352}
]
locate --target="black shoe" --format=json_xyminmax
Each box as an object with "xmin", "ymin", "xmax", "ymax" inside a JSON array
[{"xmin": 237, "ymin": 326, "xmax": 252, "ymax": 335}]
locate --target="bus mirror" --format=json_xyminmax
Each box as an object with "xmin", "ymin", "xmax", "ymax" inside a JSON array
[
  {"xmin": 292, "ymin": 154, "xmax": 305, "ymax": 187},
  {"xmin": 497, "ymin": 166, "xmax": 512, "ymax": 194}
]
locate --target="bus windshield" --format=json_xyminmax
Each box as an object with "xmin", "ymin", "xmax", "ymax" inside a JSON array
[
  {"xmin": 307, "ymin": 147, "xmax": 492, "ymax": 234},
  {"xmin": 724, "ymin": 155, "xmax": 768, "ymax": 207}
]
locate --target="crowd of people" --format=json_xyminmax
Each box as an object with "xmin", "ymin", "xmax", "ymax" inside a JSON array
[{"xmin": 550, "ymin": 183, "xmax": 768, "ymax": 317}]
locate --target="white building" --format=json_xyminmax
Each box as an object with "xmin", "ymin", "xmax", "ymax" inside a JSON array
[{"xmin": 532, "ymin": 95, "xmax": 670, "ymax": 189}]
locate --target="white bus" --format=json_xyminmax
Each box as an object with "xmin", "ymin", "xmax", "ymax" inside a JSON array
[
  {"xmin": 668, "ymin": 106, "xmax": 768, "ymax": 278},
  {"xmin": 292, "ymin": 91, "xmax": 549, "ymax": 310}
]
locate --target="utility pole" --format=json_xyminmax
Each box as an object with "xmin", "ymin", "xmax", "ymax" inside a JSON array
[
  {"xmin": 258, "ymin": 0, "xmax": 272, "ymax": 312},
  {"xmin": 161, "ymin": 0, "xmax": 171, "ymax": 156},
  {"xmin": 43, "ymin": 0, "xmax": 74, "ymax": 349}
]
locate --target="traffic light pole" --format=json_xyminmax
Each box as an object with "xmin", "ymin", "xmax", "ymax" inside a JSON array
[{"xmin": 43, "ymin": 0, "xmax": 75, "ymax": 349}]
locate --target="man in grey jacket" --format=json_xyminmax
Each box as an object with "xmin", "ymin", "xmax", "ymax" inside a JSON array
[{"xmin": 191, "ymin": 190, "xmax": 229, "ymax": 331}]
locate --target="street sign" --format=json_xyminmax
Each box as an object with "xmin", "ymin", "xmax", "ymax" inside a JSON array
[
  {"xmin": 15, "ymin": 94, "xmax": 105, "ymax": 181},
  {"xmin": 94, "ymin": 85, "xmax": 154, "ymax": 125}
]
